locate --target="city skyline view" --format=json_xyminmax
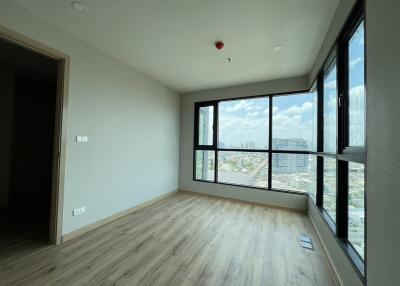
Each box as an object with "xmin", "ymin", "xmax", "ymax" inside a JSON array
[{"xmin": 217, "ymin": 93, "xmax": 317, "ymax": 150}]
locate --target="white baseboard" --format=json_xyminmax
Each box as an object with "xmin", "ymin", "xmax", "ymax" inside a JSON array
[{"xmin": 179, "ymin": 189, "xmax": 306, "ymax": 213}]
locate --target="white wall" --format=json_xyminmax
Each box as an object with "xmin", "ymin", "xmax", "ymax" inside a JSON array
[
  {"xmin": 0, "ymin": 1, "xmax": 180, "ymax": 235},
  {"xmin": 179, "ymin": 76, "xmax": 310, "ymax": 211},
  {"xmin": 366, "ymin": 1, "xmax": 400, "ymax": 285}
]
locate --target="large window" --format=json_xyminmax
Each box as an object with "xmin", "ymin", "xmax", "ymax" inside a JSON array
[
  {"xmin": 348, "ymin": 162, "xmax": 365, "ymax": 259},
  {"xmin": 314, "ymin": 2, "xmax": 366, "ymax": 279},
  {"xmin": 323, "ymin": 61, "xmax": 337, "ymax": 153},
  {"xmin": 218, "ymin": 151, "xmax": 268, "ymax": 188},
  {"xmin": 342, "ymin": 16, "xmax": 366, "ymax": 267},
  {"xmin": 348, "ymin": 21, "xmax": 365, "ymax": 147},
  {"xmin": 194, "ymin": 92, "xmax": 316, "ymax": 193},
  {"xmin": 219, "ymin": 98, "xmax": 268, "ymax": 149},
  {"xmin": 195, "ymin": 150, "xmax": 215, "ymax": 181},
  {"xmin": 272, "ymin": 93, "xmax": 317, "ymax": 151},
  {"xmin": 272, "ymin": 154, "xmax": 316, "ymax": 193},
  {"xmin": 323, "ymin": 158, "xmax": 337, "ymax": 222},
  {"xmin": 198, "ymin": 106, "xmax": 214, "ymax": 146}
]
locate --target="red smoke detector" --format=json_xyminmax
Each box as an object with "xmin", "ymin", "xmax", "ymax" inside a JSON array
[{"xmin": 215, "ymin": 41, "xmax": 224, "ymax": 50}]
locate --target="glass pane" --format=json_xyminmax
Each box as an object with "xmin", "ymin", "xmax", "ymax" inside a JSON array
[
  {"xmin": 198, "ymin": 106, "xmax": 214, "ymax": 145},
  {"xmin": 323, "ymin": 157, "xmax": 337, "ymax": 222},
  {"xmin": 272, "ymin": 154, "xmax": 316, "ymax": 193},
  {"xmin": 312, "ymin": 89, "xmax": 318, "ymax": 151},
  {"xmin": 348, "ymin": 21, "xmax": 365, "ymax": 146},
  {"xmin": 323, "ymin": 62, "xmax": 337, "ymax": 153},
  {"xmin": 218, "ymin": 151, "xmax": 268, "ymax": 188},
  {"xmin": 348, "ymin": 162, "xmax": 365, "ymax": 259},
  {"xmin": 219, "ymin": 98, "xmax": 268, "ymax": 149},
  {"xmin": 195, "ymin": 150, "xmax": 215, "ymax": 181},
  {"xmin": 272, "ymin": 93, "xmax": 317, "ymax": 151}
]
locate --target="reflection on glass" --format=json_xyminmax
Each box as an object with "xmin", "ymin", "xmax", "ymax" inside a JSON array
[
  {"xmin": 199, "ymin": 106, "xmax": 213, "ymax": 145},
  {"xmin": 348, "ymin": 21, "xmax": 365, "ymax": 147},
  {"xmin": 272, "ymin": 154, "xmax": 316, "ymax": 194},
  {"xmin": 272, "ymin": 93, "xmax": 317, "ymax": 151},
  {"xmin": 348, "ymin": 162, "xmax": 365, "ymax": 259},
  {"xmin": 324, "ymin": 62, "xmax": 337, "ymax": 153},
  {"xmin": 323, "ymin": 158, "xmax": 337, "ymax": 222},
  {"xmin": 218, "ymin": 98, "xmax": 268, "ymax": 149},
  {"xmin": 218, "ymin": 151, "xmax": 268, "ymax": 188},
  {"xmin": 195, "ymin": 150, "xmax": 215, "ymax": 181}
]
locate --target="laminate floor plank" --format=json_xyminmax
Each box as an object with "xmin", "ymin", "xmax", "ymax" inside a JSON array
[{"xmin": 0, "ymin": 192, "xmax": 337, "ymax": 286}]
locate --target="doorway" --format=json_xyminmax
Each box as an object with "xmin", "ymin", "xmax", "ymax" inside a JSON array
[{"xmin": 0, "ymin": 28, "xmax": 68, "ymax": 261}]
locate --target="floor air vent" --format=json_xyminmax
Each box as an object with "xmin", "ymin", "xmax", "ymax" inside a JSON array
[{"xmin": 300, "ymin": 234, "xmax": 314, "ymax": 250}]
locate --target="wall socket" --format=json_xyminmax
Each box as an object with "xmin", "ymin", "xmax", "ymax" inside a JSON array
[{"xmin": 73, "ymin": 206, "xmax": 86, "ymax": 216}]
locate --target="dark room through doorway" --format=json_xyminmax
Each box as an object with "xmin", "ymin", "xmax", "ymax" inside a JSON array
[{"xmin": 0, "ymin": 37, "xmax": 58, "ymax": 261}]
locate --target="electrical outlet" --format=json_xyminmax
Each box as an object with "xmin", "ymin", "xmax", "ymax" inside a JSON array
[{"xmin": 73, "ymin": 206, "xmax": 86, "ymax": 216}]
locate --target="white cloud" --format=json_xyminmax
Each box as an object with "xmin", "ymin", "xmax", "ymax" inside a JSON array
[
  {"xmin": 247, "ymin": 111, "xmax": 260, "ymax": 118},
  {"xmin": 325, "ymin": 79, "xmax": 337, "ymax": 89},
  {"xmin": 281, "ymin": 101, "xmax": 313, "ymax": 115},
  {"xmin": 219, "ymin": 114, "xmax": 268, "ymax": 147},
  {"xmin": 350, "ymin": 57, "xmax": 363, "ymax": 69},
  {"xmin": 328, "ymin": 97, "xmax": 337, "ymax": 109},
  {"xmin": 273, "ymin": 112, "xmax": 313, "ymax": 143},
  {"xmin": 225, "ymin": 100, "xmax": 250, "ymax": 112},
  {"xmin": 223, "ymin": 98, "xmax": 268, "ymax": 113},
  {"xmin": 350, "ymin": 85, "xmax": 365, "ymax": 98}
]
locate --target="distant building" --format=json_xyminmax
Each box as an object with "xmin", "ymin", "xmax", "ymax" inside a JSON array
[
  {"xmin": 272, "ymin": 138, "xmax": 308, "ymax": 151},
  {"xmin": 245, "ymin": 141, "xmax": 256, "ymax": 149},
  {"xmin": 272, "ymin": 138, "xmax": 309, "ymax": 173}
]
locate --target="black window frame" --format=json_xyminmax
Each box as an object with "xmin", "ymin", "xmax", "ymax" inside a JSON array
[
  {"xmin": 312, "ymin": 0, "xmax": 366, "ymax": 282},
  {"xmin": 193, "ymin": 91, "xmax": 317, "ymax": 195}
]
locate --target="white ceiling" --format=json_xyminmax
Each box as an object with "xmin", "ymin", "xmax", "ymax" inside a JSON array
[{"xmin": 12, "ymin": 0, "xmax": 339, "ymax": 92}]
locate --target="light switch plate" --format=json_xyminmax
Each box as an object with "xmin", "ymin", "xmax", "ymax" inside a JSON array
[
  {"xmin": 73, "ymin": 206, "xmax": 86, "ymax": 216},
  {"xmin": 76, "ymin": 136, "xmax": 88, "ymax": 143}
]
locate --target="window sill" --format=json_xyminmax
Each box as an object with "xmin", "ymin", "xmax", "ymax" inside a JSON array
[
  {"xmin": 193, "ymin": 179, "xmax": 309, "ymax": 196},
  {"xmin": 309, "ymin": 198, "xmax": 365, "ymax": 283}
]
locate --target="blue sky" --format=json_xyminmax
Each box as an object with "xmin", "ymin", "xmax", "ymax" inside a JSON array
[
  {"xmin": 348, "ymin": 21, "xmax": 365, "ymax": 146},
  {"xmin": 218, "ymin": 93, "xmax": 317, "ymax": 149},
  {"xmin": 219, "ymin": 97, "xmax": 269, "ymax": 149}
]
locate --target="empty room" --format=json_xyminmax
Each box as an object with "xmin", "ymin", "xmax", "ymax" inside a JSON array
[{"xmin": 0, "ymin": 0, "xmax": 397, "ymax": 285}]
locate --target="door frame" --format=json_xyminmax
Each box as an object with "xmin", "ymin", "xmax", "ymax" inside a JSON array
[{"xmin": 0, "ymin": 25, "xmax": 69, "ymax": 245}]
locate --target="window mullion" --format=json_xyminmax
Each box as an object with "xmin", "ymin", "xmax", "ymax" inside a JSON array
[
  {"xmin": 268, "ymin": 96, "xmax": 272, "ymax": 190},
  {"xmin": 214, "ymin": 102, "xmax": 218, "ymax": 183},
  {"xmin": 337, "ymin": 160, "xmax": 349, "ymax": 238},
  {"xmin": 316, "ymin": 73, "xmax": 324, "ymax": 207}
]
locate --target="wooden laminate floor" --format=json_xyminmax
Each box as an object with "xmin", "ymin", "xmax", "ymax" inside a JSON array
[{"xmin": 0, "ymin": 192, "xmax": 337, "ymax": 286}]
